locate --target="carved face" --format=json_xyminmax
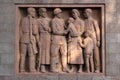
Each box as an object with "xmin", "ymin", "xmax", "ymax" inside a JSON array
[
  {"xmin": 85, "ymin": 32, "xmax": 89, "ymax": 37},
  {"xmin": 72, "ymin": 11, "xmax": 79, "ymax": 19},
  {"xmin": 84, "ymin": 10, "xmax": 91, "ymax": 18},
  {"xmin": 40, "ymin": 11, "xmax": 47, "ymax": 18},
  {"xmin": 28, "ymin": 9, "xmax": 36, "ymax": 18},
  {"xmin": 56, "ymin": 12, "xmax": 62, "ymax": 18}
]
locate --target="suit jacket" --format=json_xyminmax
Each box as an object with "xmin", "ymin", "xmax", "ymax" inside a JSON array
[{"xmin": 20, "ymin": 16, "xmax": 38, "ymax": 44}]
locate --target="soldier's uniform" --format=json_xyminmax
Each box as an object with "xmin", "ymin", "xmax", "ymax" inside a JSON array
[
  {"xmin": 20, "ymin": 16, "xmax": 38, "ymax": 72},
  {"xmin": 51, "ymin": 17, "xmax": 67, "ymax": 72}
]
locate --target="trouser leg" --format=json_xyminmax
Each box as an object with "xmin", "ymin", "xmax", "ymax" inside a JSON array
[
  {"xmin": 90, "ymin": 53, "xmax": 94, "ymax": 72},
  {"xmin": 41, "ymin": 64, "xmax": 46, "ymax": 73},
  {"xmin": 28, "ymin": 44, "xmax": 36, "ymax": 72},
  {"xmin": 20, "ymin": 43, "xmax": 27, "ymax": 72},
  {"xmin": 94, "ymin": 46, "xmax": 100, "ymax": 73},
  {"xmin": 60, "ymin": 44, "xmax": 69, "ymax": 72},
  {"xmin": 85, "ymin": 55, "xmax": 90, "ymax": 73},
  {"xmin": 50, "ymin": 44, "xmax": 59, "ymax": 72}
]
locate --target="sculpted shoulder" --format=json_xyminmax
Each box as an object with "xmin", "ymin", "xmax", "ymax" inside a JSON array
[{"xmin": 22, "ymin": 17, "xmax": 28, "ymax": 21}]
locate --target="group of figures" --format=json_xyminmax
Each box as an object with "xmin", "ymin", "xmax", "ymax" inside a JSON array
[{"xmin": 19, "ymin": 7, "xmax": 101, "ymax": 73}]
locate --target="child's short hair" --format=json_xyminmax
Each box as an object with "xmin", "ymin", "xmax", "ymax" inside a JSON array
[
  {"xmin": 68, "ymin": 17, "xmax": 74, "ymax": 23},
  {"xmin": 84, "ymin": 31, "xmax": 92, "ymax": 37}
]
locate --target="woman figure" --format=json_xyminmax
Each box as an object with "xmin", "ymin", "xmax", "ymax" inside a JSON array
[
  {"xmin": 67, "ymin": 9, "xmax": 84, "ymax": 73},
  {"xmin": 37, "ymin": 8, "xmax": 51, "ymax": 73}
]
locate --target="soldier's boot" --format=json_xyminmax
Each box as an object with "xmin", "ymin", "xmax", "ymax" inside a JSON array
[
  {"xmin": 78, "ymin": 65, "xmax": 83, "ymax": 73},
  {"xmin": 62, "ymin": 55, "xmax": 70, "ymax": 73},
  {"xmin": 20, "ymin": 55, "xmax": 26, "ymax": 73},
  {"xmin": 51, "ymin": 63, "xmax": 59, "ymax": 73},
  {"xmin": 95, "ymin": 67, "xmax": 100, "ymax": 73},
  {"xmin": 41, "ymin": 65, "xmax": 46, "ymax": 73},
  {"xmin": 29, "ymin": 56, "xmax": 36, "ymax": 72}
]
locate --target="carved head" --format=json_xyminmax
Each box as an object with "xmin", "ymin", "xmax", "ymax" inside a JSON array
[
  {"xmin": 54, "ymin": 8, "xmax": 62, "ymax": 18},
  {"xmin": 72, "ymin": 9, "xmax": 80, "ymax": 19},
  {"xmin": 39, "ymin": 8, "xmax": 47, "ymax": 18},
  {"xmin": 84, "ymin": 31, "xmax": 92, "ymax": 37},
  {"xmin": 84, "ymin": 8, "xmax": 92, "ymax": 18},
  {"xmin": 67, "ymin": 17, "xmax": 74, "ymax": 24},
  {"xmin": 27, "ymin": 7, "xmax": 36, "ymax": 18}
]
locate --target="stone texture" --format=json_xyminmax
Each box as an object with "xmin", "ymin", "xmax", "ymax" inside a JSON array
[
  {"xmin": 111, "ymin": 77, "xmax": 120, "ymax": 80},
  {"xmin": 106, "ymin": 33, "xmax": 118, "ymax": 43},
  {"xmin": 106, "ymin": 43, "xmax": 120, "ymax": 54},
  {"xmin": 0, "ymin": 3, "xmax": 15, "ymax": 43},
  {"xmin": 0, "ymin": 76, "xmax": 5, "ymax": 80},
  {"xmin": 1, "ymin": 53, "xmax": 14, "ymax": 65},
  {"xmin": 62, "ymin": 0, "xmax": 74, "ymax": 3},
  {"xmin": 4, "ymin": 75, "xmax": 58, "ymax": 80},
  {"xmin": 14, "ymin": 0, "xmax": 62, "ymax": 3},
  {"xmin": 0, "ymin": 43, "xmax": 14, "ymax": 54},
  {"xmin": 0, "ymin": 0, "xmax": 13, "ymax": 3},
  {"xmin": 0, "ymin": 0, "xmax": 119, "ymax": 79},
  {"xmin": 0, "ymin": 65, "xmax": 14, "ymax": 75},
  {"xmin": 77, "ymin": 75, "xmax": 92, "ymax": 80},
  {"xmin": 74, "ymin": 0, "xmax": 105, "ymax": 3},
  {"xmin": 92, "ymin": 76, "xmax": 111, "ymax": 80},
  {"xmin": 59, "ymin": 74, "xmax": 77, "ymax": 80}
]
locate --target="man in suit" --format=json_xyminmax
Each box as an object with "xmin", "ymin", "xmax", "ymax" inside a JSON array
[
  {"xmin": 20, "ymin": 7, "xmax": 38, "ymax": 72},
  {"xmin": 84, "ymin": 8, "xmax": 101, "ymax": 73}
]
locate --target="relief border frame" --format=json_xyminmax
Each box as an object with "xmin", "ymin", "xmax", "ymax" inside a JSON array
[{"xmin": 15, "ymin": 4, "xmax": 105, "ymax": 76}]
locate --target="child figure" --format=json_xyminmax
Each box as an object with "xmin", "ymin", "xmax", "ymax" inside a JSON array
[
  {"xmin": 80, "ymin": 31, "xmax": 94, "ymax": 73},
  {"xmin": 66, "ymin": 17, "xmax": 84, "ymax": 73}
]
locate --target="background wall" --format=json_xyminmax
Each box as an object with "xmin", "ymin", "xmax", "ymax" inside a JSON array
[{"xmin": 0, "ymin": 0, "xmax": 120, "ymax": 80}]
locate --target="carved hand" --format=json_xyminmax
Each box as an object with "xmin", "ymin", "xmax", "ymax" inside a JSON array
[{"xmin": 97, "ymin": 41, "xmax": 100, "ymax": 47}]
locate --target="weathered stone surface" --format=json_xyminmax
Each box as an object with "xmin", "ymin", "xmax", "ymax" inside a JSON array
[
  {"xmin": 59, "ymin": 74, "xmax": 77, "ymax": 80},
  {"xmin": 14, "ymin": 0, "xmax": 62, "ymax": 3},
  {"xmin": 0, "ymin": 0, "xmax": 119, "ymax": 79},
  {"xmin": 106, "ymin": 62, "xmax": 120, "ymax": 76},
  {"xmin": 0, "ymin": 0, "xmax": 13, "ymax": 3},
  {"xmin": 0, "ymin": 43, "xmax": 14, "ymax": 54},
  {"xmin": 62, "ymin": 0, "xmax": 74, "ymax": 3},
  {"xmin": 74, "ymin": 0, "xmax": 105, "ymax": 3},
  {"xmin": 0, "ymin": 3, "xmax": 15, "ymax": 43},
  {"xmin": 0, "ymin": 76, "xmax": 5, "ymax": 80},
  {"xmin": 106, "ymin": 43, "xmax": 120, "ymax": 54},
  {"xmin": 1, "ymin": 53, "xmax": 14, "ymax": 65},
  {"xmin": 0, "ymin": 65, "xmax": 14, "ymax": 75},
  {"xmin": 111, "ymin": 77, "xmax": 120, "ymax": 80},
  {"xmin": 4, "ymin": 75, "xmax": 58, "ymax": 80},
  {"xmin": 106, "ymin": 33, "xmax": 118, "ymax": 43},
  {"xmin": 77, "ymin": 75, "xmax": 92, "ymax": 80},
  {"xmin": 92, "ymin": 76, "xmax": 111, "ymax": 80}
]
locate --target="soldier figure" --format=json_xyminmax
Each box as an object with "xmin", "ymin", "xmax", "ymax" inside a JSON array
[
  {"xmin": 20, "ymin": 7, "xmax": 38, "ymax": 72},
  {"xmin": 84, "ymin": 8, "xmax": 100, "ymax": 73},
  {"xmin": 37, "ymin": 8, "xmax": 51, "ymax": 73},
  {"xmin": 50, "ymin": 8, "xmax": 69, "ymax": 73}
]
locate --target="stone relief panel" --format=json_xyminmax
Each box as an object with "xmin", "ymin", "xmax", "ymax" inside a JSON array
[{"xmin": 16, "ymin": 5, "xmax": 105, "ymax": 74}]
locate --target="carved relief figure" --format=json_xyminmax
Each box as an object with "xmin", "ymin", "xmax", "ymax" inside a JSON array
[
  {"xmin": 84, "ymin": 8, "xmax": 100, "ymax": 73},
  {"xmin": 19, "ymin": 7, "xmax": 38, "ymax": 72},
  {"xmin": 18, "ymin": 7, "xmax": 102, "ymax": 74},
  {"xmin": 82, "ymin": 31, "xmax": 94, "ymax": 73},
  {"xmin": 50, "ymin": 8, "xmax": 69, "ymax": 73},
  {"xmin": 68, "ymin": 9, "xmax": 84, "ymax": 73},
  {"xmin": 37, "ymin": 8, "xmax": 51, "ymax": 73}
]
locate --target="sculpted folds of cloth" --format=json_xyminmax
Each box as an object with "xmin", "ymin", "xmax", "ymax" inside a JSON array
[{"xmin": 19, "ymin": 7, "xmax": 102, "ymax": 74}]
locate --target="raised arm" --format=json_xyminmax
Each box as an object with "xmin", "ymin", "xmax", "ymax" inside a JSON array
[{"xmin": 51, "ymin": 20, "xmax": 66, "ymax": 35}]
